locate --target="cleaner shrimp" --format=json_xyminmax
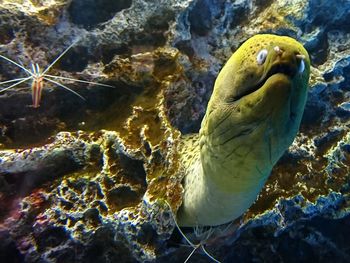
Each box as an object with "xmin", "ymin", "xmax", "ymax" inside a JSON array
[{"xmin": 0, "ymin": 40, "xmax": 113, "ymax": 108}]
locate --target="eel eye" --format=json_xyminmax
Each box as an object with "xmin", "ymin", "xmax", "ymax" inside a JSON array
[
  {"xmin": 298, "ymin": 59, "xmax": 305, "ymax": 73},
  {"xmin": 256, "ymin": 49, "xmax": 268, "ymax": 65}
]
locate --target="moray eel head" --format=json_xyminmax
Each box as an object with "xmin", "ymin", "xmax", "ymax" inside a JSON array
[
  {"xmin": 212, "ymin": 34, "xmax": 309, "ymax": 107},
  {"xmin": 178, "ymin": 34, "xmax": 310, "ymax": 227},
  {"xmin": 204, "ymin": 34, "xmax": 310, "ymax": 161},
  {"xmin": 234, "ymin": 44, "xmax": 306, "ymax": 101}
]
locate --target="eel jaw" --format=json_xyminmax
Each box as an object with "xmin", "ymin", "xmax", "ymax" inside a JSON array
[
  {"xmin": 232, "ymin": 62, "xmax": 298, "ymax": 102},
  {"xmin": 267, "ymin": 62, "xmax": 297, "ymax": 79}
]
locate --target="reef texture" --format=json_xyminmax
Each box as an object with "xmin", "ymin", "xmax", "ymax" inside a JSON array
[{"xmin": 0, "ymin": 0, "xmax": 349, "ymax": 262}]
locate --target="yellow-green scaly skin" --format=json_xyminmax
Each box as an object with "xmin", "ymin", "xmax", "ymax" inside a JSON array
[{"xmin": 177, "ymin": 34, "xmax": 310, "ymax": 226}]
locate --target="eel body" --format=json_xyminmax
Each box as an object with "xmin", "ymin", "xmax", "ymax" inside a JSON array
[{"xmin": 177, "ymin": 34, "xmax": 310, "ymax": 227}]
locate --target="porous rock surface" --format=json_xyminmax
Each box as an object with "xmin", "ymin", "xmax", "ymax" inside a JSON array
[{"xmin": 0, "ymin": 0, "xmax": 349, "ymax": 262}]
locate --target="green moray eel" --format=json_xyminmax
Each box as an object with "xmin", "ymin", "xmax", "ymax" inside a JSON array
[{"xmin": 177, "ymin": 34, "xmax": 310, "ymax": 227}]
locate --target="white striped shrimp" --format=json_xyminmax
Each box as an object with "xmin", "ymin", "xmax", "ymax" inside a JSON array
[{"xmin": 0, "ymin": 40, "xmax": 113, "ymax": 108}]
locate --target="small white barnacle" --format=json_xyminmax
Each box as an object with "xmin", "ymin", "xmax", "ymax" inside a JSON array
[{"xmin": 256, "ymin": 49, "xmax": 268, "ymax": 65}]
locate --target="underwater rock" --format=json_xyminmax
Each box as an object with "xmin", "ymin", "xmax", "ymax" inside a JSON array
[
  {"xmin": 68, "ymin": 0, "xmax": 133, "ymax": 29},
  {"xmin": 0, "ymin": 0, "xmax": 349, "ymax": 262}
]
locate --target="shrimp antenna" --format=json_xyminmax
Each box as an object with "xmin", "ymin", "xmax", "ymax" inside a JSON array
[
  {"xmin": 44, "ymin": 77, "xmax": 86, "ymax": 101},
  {"xmin": 164, "ymin": 200, "xmax": 221, "ymax": 263},
  {"xmin": 0, "ymin": 54, "xmax": 34, "ymax": 76},
  {"xmin": 42, "ymin": 38, "xmax": 80, "ymax": 75}
]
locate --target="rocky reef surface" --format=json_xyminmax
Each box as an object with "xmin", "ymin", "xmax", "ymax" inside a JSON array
[{"xmin": 0, "ymin": 0, "xmax": 349, "ymax": 262}]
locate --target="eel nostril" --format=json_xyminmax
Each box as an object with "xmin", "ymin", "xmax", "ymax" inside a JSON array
[
  {"xmin": 274, "ymin": 46, "xmax": 283, "ymax": 54},
  {"xmin": 296, "ymin": 53, "xmax": 305, "ymax": 60}
]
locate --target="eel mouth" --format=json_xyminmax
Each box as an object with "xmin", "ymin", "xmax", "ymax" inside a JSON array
[
  {"xmin": 267, "ymin": 62, "xmax": 297, "ymax": 79},
  {"xmin": 233, "ymin": 62, "xmax": 297, "ymax": 102}
]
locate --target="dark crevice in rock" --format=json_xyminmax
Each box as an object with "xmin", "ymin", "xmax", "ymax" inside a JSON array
[
  {"xmin": 228, "ymin": 2, "xmax": 252, "ymax": 29},
  {"xmin": 83, "ymin": 208, "xmax": 102, "ymax": 226},
  {"xmin": 99, "ymin": 44, "xmax": 132, "ymax": 64},
  {"xmin": 0, "ymin": 114, "xmax": 62, "ymax": 148},
  {"xmin": 146, "ymin": 9, "xmax": 175, "ymax": 31},
  {"xmin": 83, "ymin": 226, "xmax": 136, "ymax": 263},
  {"xmin": 188, "ymin": 0, "xmax": 214, "ymax": 36},
  {"xmin": 0, "ymin": 230, "xmax": 24, "ymax": 263},
  {"xmin": 188, "ymin": 0, "xmax": 228, "ymax": 36},
  {"xmin": 314, "ymin": 129, "xmax": 346, "ymax": 155},
  {"xmin": 174, "ymin": 40, "xmax": 195, "ymax": 59},
  {"xmin": 130, "ymin": 30, "xmax": 167, "ymax": 48},
  {"xmin": 55, "ymin": 45, "xmax": 89, "ymax": 72},
  {"xmin": 35, "ymin": 226, "xmax": 70, "ymax": 252},
  {"xmin": 105, "ymin": 150, "xmax": 147, "ymax": 212},
  {"xmin": 0, "ymin": 24, "xmax": 14, "ymax": 45},
  {"xmin": 68, "ymin": 0, "xmax": 132, "ymax": 29},
  {"xmin": 107, "ymin": 185, "xmax": 140, "ymax": 211},
  {"xmin": 118, "ymin": 153, "xmax": 147, "ymax": 185},
  {"xmin": 300, "ymin": 85, "xmax": 328, "ymax": 133},
  {"xmin": 307, "ymin": 34, "xmax": 329, "ymax": 66},
  {"xmin": 335, "ymin": 107, "xmax": 350, "ymax": 119},
  {"xmin": 136, "ymin": 223, "xmax": 157, "ymax": 245},
  {"xmin": 254, "ymin": 0, "xmax": 274, "ymax": 10},
  {"xmin": 324, "ymin": 56, "xmax": 350, "ymax": 93}
]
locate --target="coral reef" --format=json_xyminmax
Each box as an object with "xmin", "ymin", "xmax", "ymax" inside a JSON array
[{"xmin": 0, "ymin": 0, "xmax": 349, "ymax": 262}]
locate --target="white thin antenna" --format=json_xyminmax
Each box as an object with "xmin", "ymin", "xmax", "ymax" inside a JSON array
[{"xmin": 42, "ymin": 39, "xmax": 80, "ymax": 75}]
